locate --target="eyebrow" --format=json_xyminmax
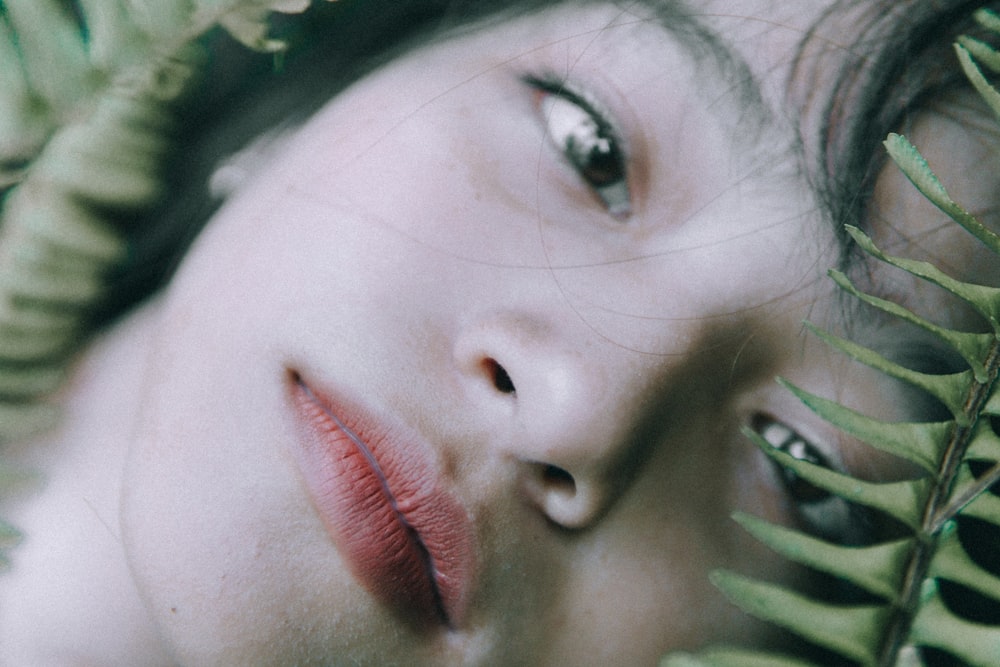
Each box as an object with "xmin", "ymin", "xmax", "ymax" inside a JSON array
[{"xmin": 630, "ymin": 0, "xmax": 772, "ymax": 125}]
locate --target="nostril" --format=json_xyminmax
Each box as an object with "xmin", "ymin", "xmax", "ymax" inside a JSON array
[
  {"xmin": 526, "ymin": 461, "xmax": 602, "ymax": 530},
  {"xmin": 542, "ymin": 464, "xmax": 575, "ymax": 492},
  {"xmin": 483, "ymin": 358, "xmax": 516, "ymax": 395}
]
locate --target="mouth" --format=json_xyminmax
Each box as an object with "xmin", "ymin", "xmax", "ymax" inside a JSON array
[{"xmin": 287, "ymin": 371, "xmax": 475, "ymax": 630}]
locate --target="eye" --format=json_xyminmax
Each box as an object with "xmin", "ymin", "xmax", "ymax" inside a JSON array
[
  {"xmin": 526, "ymin": 76, "xmax": 631, "ymax": 217},
  {"xmin": 755, "ymin": 416, "xmax": 858, "ymax": 543}
]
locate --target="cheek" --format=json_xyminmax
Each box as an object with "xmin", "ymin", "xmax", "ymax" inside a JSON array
[
  {"xmin": 112, "ymin": 283, "xmax": 351, "ymax": 661},
  {"xmin": 542, "ymin": 416, "xmax": 797, "ymax": 662},
  {"xmin": 544, "ymin": 495, "xmax": 791, "ymax": 662},
  {"xmin": 118, "ymin": 354, "xmax": 405, "ymax": 663},
  {"xmin": 283, "ymin": 78, "xmax": 547, "ymax": 265}
]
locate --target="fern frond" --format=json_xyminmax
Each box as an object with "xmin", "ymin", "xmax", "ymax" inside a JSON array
[
  {"xmin": 751, "ymin": 428, "xmax": 934, "ymax": 530},
  {"xmin": 959, "ymin": 34, "xmax": 1000, "ymax": 73},
  {"xmin": 732, "ymin": 512, "xmax": 910, "ymax": 602},
  {"xmin": 974, "ymin": 7, "xmax": 1000, "ymax": 35},
  {"xmin": 663, "ymin": 13, "xmax": 1000, "ymax": 666},
  {"xmin": 663, "ymin": 647, "xmax": 819, "ymax": 667},
  {"xmin": 0, "ymin": 0, "xmax": 336, "ymax": 441},
  {"xmin": 828, "ymin": 269, "xmax": 996, "ymax": 382},
  {"xmin": 846, "ymin": 225, "xmax": 1000, "ymax": 330},
  {"xmin": 0, "ymin": 0, "xmax": 336, "ymax": 574},
  {"xmin": 709, "ymin": 571, "xmax": 888, "ymax": 664},
  {"xmin": 884, "ymin": 131, "xmax": 1000, "ymax": 255},
  {"xmin": 909, "ymin": 589, "xmax": 1000, "ymax": 665},
  {"xmin": 777, "ymin": 379, "xmax": 950, "ymax": 474},
  {"xmin": 724, "ymin": 231, "xmax": 1000, "ymax": 666},
  {"xmin": 805, "ymin": 321, "xmax": 978, "ymax": 424}
]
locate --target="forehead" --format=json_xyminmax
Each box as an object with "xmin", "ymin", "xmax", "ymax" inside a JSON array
[
  {"xmin": 310, "ymin": 1, "xmax": 822, "ymax": 208},
  {"xmin": 400, "ymin": 2, "xmax": 816, "ymax": 149}
]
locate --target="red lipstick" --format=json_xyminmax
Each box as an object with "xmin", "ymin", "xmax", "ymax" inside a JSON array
[{"xmin": 288, "ymin": 372, "xmax": 474, "ymax": 629}]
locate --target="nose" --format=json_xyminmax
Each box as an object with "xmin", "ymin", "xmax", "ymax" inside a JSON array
[{"xmin": 453, "ymin": 310, "xmax": 651, "ymax": 530}]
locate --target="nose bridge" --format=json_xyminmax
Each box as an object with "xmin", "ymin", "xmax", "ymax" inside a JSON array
[
  {"xmin": 453, "ymin": 306, "xmax": 668, "ymax": 529},
  {"xmin": 513, "ymin": 340, "xmax": 630, "ymax": 473}
]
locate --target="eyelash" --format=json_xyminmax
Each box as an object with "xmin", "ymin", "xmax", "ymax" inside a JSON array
[
  {"xmin": 754, "ymin": 416, "xmax": 859, "ymax": 543},
  {"xmin": 524, "ymin": 74, "xmax": 632, "ymax": 218}
]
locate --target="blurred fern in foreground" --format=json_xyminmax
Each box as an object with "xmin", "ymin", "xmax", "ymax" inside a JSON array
[
  {"xmin": 665, "ymin": 8, "xmax": 1000, "ymax": 667},
  {"xmin": 0, "ymin": 0, "xmax": 334, "ymax": 567}
]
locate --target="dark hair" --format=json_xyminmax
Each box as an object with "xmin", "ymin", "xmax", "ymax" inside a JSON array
[{"xmin": 795, "ymin": 0, "xmax": 1000, "ymax": 256}]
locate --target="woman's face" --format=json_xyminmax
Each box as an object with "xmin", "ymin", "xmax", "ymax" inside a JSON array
[{"xmin": 120, "ymin": 2, "xmax": 953, "ymax": 664}]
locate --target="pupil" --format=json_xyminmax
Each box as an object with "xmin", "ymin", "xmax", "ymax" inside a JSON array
[
  {"xmin": 578, "ymin": 142, "xmax": 622, "ymax": 186},
  {"xmin": 781, "ymin": 468, "xmax": 832, "ymax": 504},
  {"xmin": 778, "ymin": 437, "xmax": 832, "ymax": 504}
]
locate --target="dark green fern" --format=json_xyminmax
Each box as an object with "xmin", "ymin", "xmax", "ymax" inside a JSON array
[{"xmin": 664, "ymin": 8, "xmax": 1000, "ymax": 667}]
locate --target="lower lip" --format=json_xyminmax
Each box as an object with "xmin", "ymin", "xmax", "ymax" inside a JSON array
[{"xmin": 288, "ymin": 373, "xmax": 474, "ymax": 629}]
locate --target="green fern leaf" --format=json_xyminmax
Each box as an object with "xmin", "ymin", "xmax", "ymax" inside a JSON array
[
  {"xmin": 0, "ymin": 0, "xmax": 94, "ymax": 110},
  {"xmin": 749, "ymin": 427, "xmax": 934, "ymax": 529},
  {"xmin": 828, "ymin": 269, "xmax": 996, "ymax": 383},
  {"xmin": 883, "ymin": 133, "xmax": 1000, "ymax": 256},
  {"xmin": 974, "ymin": 7, "xmax": 1000, "ymax": 35},
  {"xmin": 845, "ymin": 225, "xmax": 1000, "ymax": 331},
  {"xmin": 909, "ymin": 588, "xmax": 1000, "ymax": 664},
  {"xmin": 662, "ymin": 648, "xmax": 817, "ymax": 667},
  {"xmin": 710, "ymin": 571, "xmax": 887, "ymax": 664},
  {"xmin": 804, "ymin": 322, "xmax": 976, "ymax": 424},
  {"xmin": 958, "ymin": 41, "xmax": 1000, "ymax": 129},
  {"xmin": 777, "ymin": 379, "xmax": 950, "ymax": 474},
  {"xmin": 0, "ymin": 0, "xmax": 331, "ymax": 436},
  {"xmin": 0, "ymin": 15, "xmax": 47, "ymax": 166},
  {"xmin": 664, "ymin": 15, "xmax": 1000, "ymax": 666},
  {"xmin": 958, "ymin": 34, "xmax": 1000, "ymax": 73},
  {"xmin": 930, "ymin": 526, "xmax": 1000, "ymax": 605},
  {"xmin": 0, "ymin": 403, "xmax": 56, "ymax": 444},
  {"xmin": 733, "ymin": 512, "xmax": 910, "ymax": 602}
]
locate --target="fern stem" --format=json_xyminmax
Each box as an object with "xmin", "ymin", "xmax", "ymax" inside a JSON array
[
  {"xmin": 931, "ymin": 459, "xmax": 1000, "ymax": 532},
  {"xmin": 876, "ymin": 338, "xmax": 1000, "ymax": 666}
]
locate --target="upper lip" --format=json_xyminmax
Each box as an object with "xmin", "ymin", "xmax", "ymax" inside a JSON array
[{"xmin": 286, "ymin": 370, "xmax": 476, "ymax": 630}]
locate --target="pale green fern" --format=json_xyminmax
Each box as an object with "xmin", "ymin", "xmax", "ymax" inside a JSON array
[
  {"xmin": 665, "ymin": 8, "xmax": 1000, "ymax": 667},
  {"xmin": 0, "ymin": 0, "xmax": 333, "ymax": 567}
]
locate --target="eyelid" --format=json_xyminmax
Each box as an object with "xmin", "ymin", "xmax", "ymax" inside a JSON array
[
  {"xmin": 522, "ymin": 72, "xmax": 633, "ymax": 217},
  {"xmin": 753, "ymin": 414, "xmax": 859, "ymax": 542},
  {"xmin": 524, "ymin": 73, "xmax": 619, "ymax": 134},
  {"xmin": 757, "ymin": 418, "xmax": 838, "ymax": 471}
]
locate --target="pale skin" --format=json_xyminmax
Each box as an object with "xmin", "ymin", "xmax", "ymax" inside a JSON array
[{"xmin": 2, "ymin": 1, "xmax": 999, "ymax": 665}]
